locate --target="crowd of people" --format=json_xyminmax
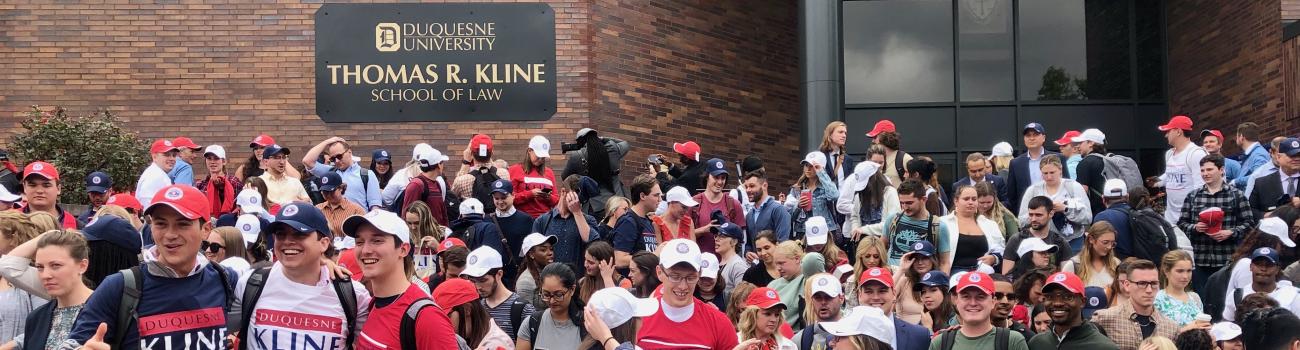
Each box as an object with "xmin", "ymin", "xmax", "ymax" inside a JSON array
[{"xmin": 0, "ymin": 117, "xmax": 1298, "ymax": 350}]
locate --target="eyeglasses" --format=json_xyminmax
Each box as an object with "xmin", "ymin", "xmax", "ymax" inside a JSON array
[
  {"xmin": 1128, "ymin": 280, "xmax": 1160, "ymax": 290},
  {"xmin": 664, "ymin": 274, "xmax": 700, "ymax": 285},
  {"xmin": 540, "ymin": 289, "xmax": 570, "ymax": 301},
  {"xmin": 993, "ymin": 292, "xmax": 1019, "ymax": 301},
  {"xmin": 201, "ymin": 241, "xmax": 225, "ymax": 254},
  {"xmin": 1042, "ymin": 292, "xmax": 1079, "ymax": 303}
]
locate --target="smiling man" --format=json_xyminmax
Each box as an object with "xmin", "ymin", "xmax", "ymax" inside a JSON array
[
  {"xmin": 930, "ymin": 272, "xmax": 1028, "ymax": 350},
  {"xmin": 855, "ymin": 267, "xmax": 933, "ymax": 350},
  {"xmin": 635, "ymin": 239, "xmax": 738, "ymax": 350},
  {"xmin": 1027, "ymin": 272, "xmax": 1118, "ymax": 350}
]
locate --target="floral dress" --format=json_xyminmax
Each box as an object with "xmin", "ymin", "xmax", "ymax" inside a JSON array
[{"xmin": 1154, "ymin": 290, "xmax": 1202, "ymax": 327}]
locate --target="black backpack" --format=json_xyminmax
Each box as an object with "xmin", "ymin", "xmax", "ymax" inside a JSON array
[
  {"xmin": 237, "ymin": 267, "xmax": 358, "ymax": 350},
  {"xmin": 401, "ymin": 298, "xmax": 437, "ymax": 350},
  {"xmin": 939, "ymin": 327, "xmax": 1009, "ymax": 350},
  {"xmin": 469, "ymin": 166, "xmax": 502, "ymax": 213},
  {"xmin": 1117, "ymin": 207, "xmax": 1178, "ymax": 262},
  {"xmin": 387, "ymin": 175, "xmax": 431, "ymax": 213},
  {"xmin": 115, "ymin": 264, "xmax": 236, "ymax": 350}
]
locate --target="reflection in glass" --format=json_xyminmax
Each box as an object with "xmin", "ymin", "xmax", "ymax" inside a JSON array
[
  {"xmin": 1135, "ymin": 0, "xmax": 1164, "ymax": 99},
  {"xmin": 958, "ymin": 0, "xmax": 1014, "ymax": 101},
  {"xmin": 844, "ymin": 0, "xmax": 954, "ymax": 104},
  {"xmin": 1018, "ymin": 0, "xmax": 1131, "ymax": 100}
]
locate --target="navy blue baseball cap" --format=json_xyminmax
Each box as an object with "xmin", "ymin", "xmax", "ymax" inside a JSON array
[
  {"xmin": 84, "ymin": 216, "xmax": 141, "ymax": 251},
  {"xmin": 908, "ymin": 240, "xmax": 936, "ymax": 257},
  {"xmin": 262, "ymin": 144, "xmax": 290, "ymax": 159},
  {"xmin": 85, "ymin": 171, "xmax": 112, "ymax": 193},
  {"xmin": 316, "ymin": 172, "xmax": 342, "ymax": 192},
  {"xmin": 705, "ymin": 158, "xmax": 728, "ymax": 177},
  {"xmin": 1082, "ymin": 286, "xmax": 1108, "ymax": 319},
  {"xmin": 490, "ymin": 179, "xmax": 512, "ymax": 195},
  {"xmin": 1251, "ymin": 247, "xmax": 1280, "ymax": 264},
  {"xmin": 918, "ymin": 270, "xmax": 948, "ymax": 288},
  {"xmin": 268, "ymin": 202, "xmax": 330, "ymax": 237},
  {"xmin": 1023, "ymin": 122, "xmax": 1045, "ymax": 135},
  {"xmin": 372, "ymin": 149, "xmax": 391, "ymax": 163},
  {"xmin": 1279, "ymin": 137, "xmax": 1300, "ymax": 157},
  {"xmin": 716, "ymin": 222, "xmax": 743, "ymax": 239},
  {"xmin": 577, "ymin": 176, "xmax": 600, "ymax": 203}
]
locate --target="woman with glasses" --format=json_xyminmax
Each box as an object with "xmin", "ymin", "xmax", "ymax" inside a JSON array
[
  {"xmin": 203, "ymin": 226, "xmax": 250, "ymax": 275},
  {"xmin": 1155, "ymin": 250, "xmax": 1202, "ymax": 327},
  {"xmin": 1061, "ymin": 222, "xmax": 1120, "ymax": 289},
  {"xmin": 516, "ymin": 263, "xmax": 584, "ymax": 350}
]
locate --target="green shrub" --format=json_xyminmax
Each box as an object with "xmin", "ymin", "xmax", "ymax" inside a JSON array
[{"xmin": 10, "ymin": 106, "xmax": 149, "ymax": 205}]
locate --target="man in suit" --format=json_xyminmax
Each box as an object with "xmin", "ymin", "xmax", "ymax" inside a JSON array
[
  {"xmin": 855, "ymin": 267, "xmax": 932, "ymax": 350},
  {"xmin": 954, "ymin": 152, "xmax": 1010, "ymax": 208},
  {"xmin": 1007, "ymin": 122, "xmax": 1062, "ymax": 214},
  {"xmin": 1249, "ymin": 137, "xmax": 1300, "ymax": 219}
]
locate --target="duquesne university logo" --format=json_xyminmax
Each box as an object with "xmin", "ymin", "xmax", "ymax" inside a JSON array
[{"xmin": 375, "ymin": 23, "xmax": 400, "ymax": 52}]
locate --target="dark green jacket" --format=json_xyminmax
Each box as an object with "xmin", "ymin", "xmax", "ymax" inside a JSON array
[{"xmin": 1026, "ymin": 323, "xmax": 1117, "ymax": 350}]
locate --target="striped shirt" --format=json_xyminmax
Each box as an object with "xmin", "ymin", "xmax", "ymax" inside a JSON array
[{"xmin": 484, "ymin": 293, "xmax": 534, "ymax": 342}]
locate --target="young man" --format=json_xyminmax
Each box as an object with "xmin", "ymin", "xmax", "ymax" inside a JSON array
[
  {"xmin": 742, "ymin": 169, "xmax": 791, "ymax": 250},
  {"xmin": 1232, "ymin": 122, "xmax": 1271, "ymax": 190},
  {"xmin": 635, "ymin": 239, "xmax": 738, "ymax": 350},
  {"xmin": 451, "ymin": 198, "xmax": 508, "ymax": 260},
  {"xmin": 992, "ymin": 277, "xmax": 1034, "ymax": 340},
  {"xmin": 792, "ymin": 274, "xmax": 845, "ymax": 350},
  {"xmin": 401, "ymin": 147, "xmax": 449, "ymax": 225},
  {"xmin": 460, "ymin": 246, "xmax": 535, "ymax": 342},
  {"xmin": 1222, "ymin": 247, "xmax": 1300, "ymax": 321},
  {"xmin": 64, "ymin": 184, "xmax": 237, "ymax": 349},
  {"xmin": 611, "ymin": 174, "xmax": 662, "ymax": 269},
  {"xmin": 1055, "ymin": 130, "xmax": 1081, "ymax": 180},
  {"xmin": 1072, "ymin": 128, "xmax": 1108, "ymax": 214},
  {"xmin": 1177, "ymin": 154, "xmax": 1256, "ymax": 292},
  {"xmin": 457, "ymin": 134, "xmax": 510, "ymax": 214},
  {"xmin": 258, "ymin": 144, "xmax": 310, "ymax": 205},
  {"xmin": 195, "ymin": 145, "xmax": 245, "ymax": 216},
  {"xmin": 953, "ymin": 153, "xmax": 1009, "ymax": 208},
  {"xmin": 137, "ymin": 138, "xmax": 178, "ymax": 207},
  {"xmin": 1028, "ymin": 272, "xmax": 1118, "ymax": 350},
  {"xmin": 1091, "ymin": 259, "xmax": 1181, "ymax": 349},
  {"xmin": 343, "ymin": 209, "xmax": 458, "ymax": 349},
  {"xmin": 315, "ymin": 172, "xmax": 366, "ymax": 240},
  {"xmin": 234, "ymin": 201, "xmax": 372, "ymax": 350},
  {"xmin": 169, "ymin": 136, "xmax": 202, "ymax": 186},
  {"xmin": 1156, "ymin": 115, "xmax": 1209, "ymax": 225},
  {"xmin": 883, "ymin": 179, "xmax": 951, "ymax": 268},
  {"xmin": 653, "ymin": 140, "xmax": 705, "ymax": 197},
  {"xmin": 78, "ymin": 171, "xmax": 113, "ymax": 222},
  {"xmin": 20, "ymin": 161, "xmax": 80, "ymax": 228},
  {"xmin": 930, "ymin": 272, "xmax": 1029, "ymax": 350},
  {"xmin": 856, "ymin": 267, "xmax": 933, "ymax": 350},
  {"xmin": 866, "ymin": 120, "xmax": 912, "ymax": 186},
  {"xmin": 1091, "ymin": 179, "xmax": 1138, "ymax": 260},
  {"xmin": 689, "ymin": 158, "xmax": 746, "ymax": 256},
  {"xmin": 1003, "ymin": 196, "xmax": 1073, "ymax": 274},
  {"xmin": 491, "ymin": 178, "xmax": 534, "ymax": 285},
  {"xmin": 303, "ymin": 137, "xmax": 382, "ymax": 210},
  {"xmin": 1248, "ymin": 137, "xmax": 1300, "ymax": 219},
  {"xmin": 1201, "ymin": 129, "xmax": 1242, "ymax": 183},
  {"xmin": 1007, "ymin": 123, "xmax": 1060, "ymax": 214},
  {"xmin": 531, "ymin": 174, "xmax": 597, "ymax": 266}
]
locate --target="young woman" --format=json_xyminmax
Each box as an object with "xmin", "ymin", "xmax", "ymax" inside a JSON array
[
  {"xmin": 1172, "ymin": 330, "xmax": 1214, "ymax": 350},
  {"xmin": 713, "ymin": 224, "xmax": 750, "ymax": 296},
  {"xmin": 1013, "ymin": 271, "xmax": 1047, "ymax": 326},
  {"xmin": 894, "ymin": 244, "xmax": 937, "ymax": 325},
  {"xmin": 842, "ymin": 236, "xmax": 888, "ymax": 307},
  {"xmin": 786, "ymin": 154, "xmax": 840, "ymax": 239},
  {"xmin": 628, "ymin": 252, "xmax": 661, "ymax": 299},
  {"xmin": 805, "ymin": 233, "xmax": 849, "ymax": 276},
  {"xmin": 510, "ymin": 136, "xmax": 561, "ymax": 218},
  {"xmin": 918, "ymin": 271, "xmax": 956, "ymax": 332},
  {"xmin": 577, "ymin": 242, "xmax": 628, "ymax": 304},
  {"xmin": 940, "ymin": 185, "xmax": 1005, "ymax": 275},
  {"xmin": 517, "ymin": 233, "xmax": 556, "ymax": 309},
  {"xmin": 1030, "ymin": 303, "xmax": 1052, "ymax": 334},
  {"xmin": 726, "ymin": 282, "xmax": 758, "ymax": 325},
  {"xmin": 735, "ymin": 287, "xmax": 796, "ymax": 350},
  {"xmin": 976, "ymin": 181, "xmax": 1018, "ymax": 238},
  {"xmin": 582, "ymin": 287, "xmax": 657, "ymax": 350},
  {"xmin": 1155, "ymin": 250, "xmax": 1202, "ymax": 327},
  {"xmin": 991, "ymin": 142, "xmax": 1014, "ymax": 179},
  {"xmin": 1110, "ymin": 259, "xmax": 1133, "ymax": 308},
  {"xmin": 204, "ymin": 227, "xmax": 250, "ymax": 274},
  {"xmin": 1008, "ymin": 237, "xmax": 1058, "ymax": 282},
  {"xmin": 653, "ymin": 187, "xmax": 696, "ymax": 242},
  {"xmin": 817, "ymin": 121, "xmax": 855, "ymax": 188},
  {"xmin": 0, "ymin": 211, "xmax": 46, "ymax": 343},
  {"xmin": 517, "ymin": 263, "xmax": 585, "ymax": 350},
  {"xmin": 4, "ymin": 231, "xmax": 93, "ymax": 350},
  {"xmin": 905, "ymin": 157, "xmax": 948, "ymax": 216},
  {"xmin": 598, "ymin": 196, "xmax": 632, "ymax": 239},
  {"xmin": 1016, "ymin": 155, "xmax": 1091, "ymax": 253},
  {"xmin": 767, "ymin": 241, "xmax": 823, "ymax": 329},
  {"xmin": 434, "ymin": 279, "xmax": 514, "ymax": 350},
  {"xmin": 405, "ymin": 201, "xmax": 446, "ymax": 279},
  {"xmin": 370, "ymin": 149, "xmax": 395, "ymax": 190},
  {"xmin": 696, "ymin": 253, "xmax": 727, "ymax": 310},
  {"xmin": 81, "ymin": 216, "xmax": 142, "ymax": 288},
  {"xmin": 1062, "ymin": 222, "xmax": 1120, "ymax": 289},
  {"xmin": 836, "ymin": 154, "xmax": 898, "ymax": 240},
  {"xmin": 742, "ymin": 231, "xmax": 781, "ymax": 287},
  {"xmin": 242, "ymin": 177, "xmax": 281, "ymax": 215}
]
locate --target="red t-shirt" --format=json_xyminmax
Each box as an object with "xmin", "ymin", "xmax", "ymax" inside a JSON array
[
  {"xmin": 636, "ymin": 298, "xmax": 739, "ymax": 350},
  {"xmin": 401, "ymin": 175, "xmax": 447, "ymax": 226},
  {"xmin": 356, "ymin": 283, "xmax": 459, "ymax": 350},
  {"xmin": 689, "ymin": 193, "xmax": 745, "ymax": 255}
]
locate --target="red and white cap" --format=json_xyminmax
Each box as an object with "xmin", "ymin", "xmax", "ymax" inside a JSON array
[
  {"xmin": 436, "ymin": 238, "xmax": 467, "ymax": 254},
  {"xmin": 1044, "ymin": 272, "xmax": 1085, "ymax": 295},
  {"xmin": 955, "ymin": 272, "xmax": 995, "ymax": 295},
  {"xmin": 106, "ymin": 193, "xmax": 142, "ymax": 212},
  {"xmin": 250, "ymin": 134, "xmax": 276, "ymax": 148},
  {"xmin": 1053, "ymin": 131, "xmax": 1081, "ymax": 146},
  {"xmin": 672, "ymin": 141, "xmax": 701, "ymax": 162},
  {"xmin": 470, "ymin": 134, "xmax": 493, "ymax": 158},
  {"xmin": 23, "ymin": 161, "xmax": 59, "ymax": 181},
  {"xmin": 745, "ymin": 287, "xmax": 786, "ymax": 309},
  {"xmin": 1157, "ymin": 115, "xmax": 1194, "ymax": 131},
  {"xmin": 144, "ymin": 185, "xmax": 211, "ymax": 220},
  {"xmin": 172, "ymin": 137, "xmax": 202, "ymax": 150},
  {"xmin": 858, "ymin": 267, "xmax": 894, "ymax": 289},
  {"xmin": 866, "ymin": 120, "xmax": 896, "ymax": 137},
  {"xmin": 150, "ymin": 139, "xmax": 178, "ymax": 154}
]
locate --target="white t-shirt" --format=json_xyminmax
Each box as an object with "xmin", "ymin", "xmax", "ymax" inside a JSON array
[
  {"xmin": 135, "ymin": 163, "xmax": 172, "ymax": 207},
  {"xmin": 1162, "ymin": 145, "xmax": 1207, "ymax": 224},
  {"xmin": 235, "ymin": 264, "xmax": 372, "ymax": 350},
  {"xmin": 1222, "ymin": 280, "xmax": 1300, "ymax": 321}
]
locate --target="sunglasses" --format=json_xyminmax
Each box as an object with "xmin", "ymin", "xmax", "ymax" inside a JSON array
[
  {"xmin": 201, "ymin": 241, "xmax": 225, "ymax": 254},
  {"xmin": 993, "ymin": 292, "xmax": 1018, "ymax": 301}
]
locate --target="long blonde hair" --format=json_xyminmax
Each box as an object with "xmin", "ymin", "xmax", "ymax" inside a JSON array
[
  {"xmin": 726, "ymin": 282, "xmax": 757, "ymax": 324},
  {"xmin": 1159, "ymin": 250, "xmax": 1194, "ymax": 291},
  {"xmin": 0, "ymin": 211, "xmax": 44, "ymax": 250},
  {"xmin": 774, "ymin": 241, "xmax": 805, "ymax": 263},
  {"xmin": 1076, "ymin": 222, "xmax": 1120, "ymax": 285},
  {"xmin": 975, "ymin": 182, "xmax": 1008, "ymax": 228},
  {"xmin": 992, "ymin": 156, "xmax": 1013, "ymax": 175},
  {"xmin": 26, "ymin": 211, "xmax": 59, "ymax": 232},
  {"xmin": 848, "ymin": 236, "xmax": 888, "ymax": 302},
  {"xmin": 738, "ymin": 306, "xmax": 787, "ymax": 342}
]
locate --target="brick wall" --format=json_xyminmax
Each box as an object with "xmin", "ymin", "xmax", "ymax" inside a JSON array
[
  {"xmin": 0, "ymin": 0, "xmax": 801, "ymax": 191},
  {"xmin": 1285, "ymin": 0, "xmax": 1300, "ymax": 21},
  {"xmin": 1166, "ymin": 0, "xmax": 1296, "ymax": 151}
]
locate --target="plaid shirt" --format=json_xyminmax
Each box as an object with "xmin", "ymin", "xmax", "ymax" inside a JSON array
[
  {"xmin": 1091, "ymin": 301, "xmax": 1181, "ymax": 350},
  {"xmin": 1176, "ymin": 184, "xmax": 1256, "ymax": 267}
]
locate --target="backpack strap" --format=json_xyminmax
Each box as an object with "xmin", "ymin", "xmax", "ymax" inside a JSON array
[
  {"xmin": 211, "ymin": 263, "xmax": 239, "ymax": 332},
  {"xmin": 527, "ymin": 309, "xmax": 545, "ymax": 343},
  {"xmin": 401, "ymin": 298, "xmax": 436, "ymax": 350},
  {"xmin": 995, "ymin": 327, "xmax": 1009, "ymax": 350},
  {"xmin": 114, "ymin": 266, "xmax": 144, "ymax": 349},
  {"xmin": 799, "ymin": 324, "xmax": 816, "ymax": 350},
  {"xmin": 1234, "ymin": 287, "xmax": 1244, "ymax": 306},
  {"xmin": 510, "ymin": 300, "xmax": 526, "ymax": 337},
  {"xmin": 360, "ymin": 170, "xmax": 370, "ymax": 196},
  {"xmin": 894, "ymin": 151, "xmax": 906, "ymax": 180},
  {"xmin": 487, "ymin": 213, "xmax": 513, "ymax": 260},
  {"xmin": 940, "ymin": 329, "xmax": 957, "ymax": 350},
  {"xmin": 927, "ymin": 214, "xmax": 941, "ymax": 249},
  {"xmin": 331, "ymin": 277, "xmax": 358, "ymax": 350},
  {"xmin": 237, "ymin": 267, "xmax": 272, "ymax": 350}
]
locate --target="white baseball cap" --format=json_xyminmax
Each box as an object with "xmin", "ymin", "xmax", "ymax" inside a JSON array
[
  {"xmin": 1103, "ymin": 178, "xmax": 1128, "ymax": 198},
  {"xmin": 805, "ymin": 216, "xmax": 830, "ymax": 246},
  {"xmin": 1016, "ymin": 237, "xmax": 1059, "ymax": 258},
  {"xmin": 699, "ymin": 253, "xmax": 720, "ymax": 279},
  {"xmin": 991, "ymin": 142, "xmax": 1014, "ymax": 157},
  {"xmin": 417, "ymin": 147, "xmax": 449, "ymax": 166},
  {"xmin": 236, "ymin": 189, "xmax": 265, "ymax": 214},
  {"xmin": 0, "ymin": 184, "xmax": 20, "ymax": 202},
  {"xmin": 801, "ymin": 152, "xmax": 825, "ymax": 168},
  {"xmin": 459, "ymin": 198, "xmax": 485, "ymax": 216},
  {"xmin": 851, "ymin": 161, "xmax": 880, "ymax": 193},
  {"xmin": 342, "ymin": 209, "xmax": 412, "ymax": 244},
  {"xmin": 204, "ymin": 145, "xmax": 227, "ymax": 160},
  {"xmin": 1209, "ymin": 322, "xmax": 1242, "ymax": 341},
  {"xmin": 235, "ymin": 214, "xmax": 262, "ymax": 244},
  {"xmin": 412, "ymin": 143, "xmax": 434, "ymax": 159},
  {"xmin": 462, "ymin": 246, "xmax": 504, "ymax": 278},
  {"xmin": 659, "ymin": 239, "xmax": 702, "ymax": 271},
  {"xmin": 819, "ymin": 306, "xmax": 896, "ymax": 348},
  {"xmin": 1071, "ymin": 128, "xmax": 1106, "ymax": 145},
  {"xmin": 588, "ymin": 287, "xmax": 659, "ymax": 329},
  {"xmin": 1258, "ymin": 217, "xmax": 1297, "ymax": 247},
  {"xmin": 810, "ymin": 274, "xmax": 842, "ymax": 298},
  {"xmin": 519, "ymin": 233, "xmax": 558, "ymax": 258},
  {"xmin": 665, "ymin": 186, "xmax": 698, "ymax": 207},
  {"xmin": 528, "ymin": 135, "xmax": 551, "ymax": 158}
]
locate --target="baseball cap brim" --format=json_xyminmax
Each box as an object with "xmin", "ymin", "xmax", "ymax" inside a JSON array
[
  {"xmin": 23, "ymin": 172, "xmax": 54, "ymax": 181},
  {"xmin": 144, "ymin": 201, "xmax": 203, "ymax": 220},
  {"xmin": 461, "ymin": 264, "xmax": 493, "ymax": 278},
  {"xmin": 530, "ymin": 146, "xmax": 550, "ymax": 158},
  {"xmin": 86, "ymin": 185, "xmax": 109, "ymax": 193},
  {"xmin": 957, "ymin": 283, "xmax": 993, "ymax": 295},
  {"xmin": 268, "ymin": 220, "xmax": 316, "ymax": 235},
  {"xmin": 1043, "ymin": 281, "xmax": 1082, "ymax": 295},
  {"xmin": 341, "ymin": 215, "xmax": 404, "ymax": 241}
]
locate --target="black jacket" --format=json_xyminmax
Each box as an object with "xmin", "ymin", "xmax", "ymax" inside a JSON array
[
  {"xmin": 1248, "ymin": 171, "xmax": 1294, "ymax": 220},
  {"xmin": 1007, "ymin": 150, "xmax": 1066, "ymax": 215},
  {"xmin": 1027, "ymin": 322, "xmax": 1117, "ymax": 350}
]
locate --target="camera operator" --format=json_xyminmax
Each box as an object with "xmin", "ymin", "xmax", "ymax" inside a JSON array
[
  {"xmin": 561, "ymin": 128, "xmax": 630, "ymax": 219},
  {"xmin": 649, "ymin": 140, "xmax": 707, "ymax": 198}
]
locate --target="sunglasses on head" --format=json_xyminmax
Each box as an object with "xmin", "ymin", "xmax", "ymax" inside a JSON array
[{"xmin": 201, "ymin": 241, "xmax": 225, "ymax": 254}]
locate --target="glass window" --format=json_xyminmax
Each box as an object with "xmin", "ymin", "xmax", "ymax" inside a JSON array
[
  {"xmin": 1018, "ymin": 0, "xmax": 1131, "ymax": 100},
  {"xmin": 844, "ymin": 0, "xmax": 954, "ymax": 104},
  {"xmin": 958, "ymin": 0, "xmax": 1015, "ymax": 101},
  {"xmin": 1135, "ymin": 0, "xmax": 1164, "ymax": 99}
]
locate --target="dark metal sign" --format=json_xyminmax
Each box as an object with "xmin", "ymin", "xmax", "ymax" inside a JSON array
[{"xmin": 314, "ymin": 3, "xmax": 557, "ymax": 122}]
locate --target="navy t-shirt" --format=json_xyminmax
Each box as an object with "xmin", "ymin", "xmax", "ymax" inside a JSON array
[
  {"xmin": 611, "ymin": 211, "xmax": 656, "ymax": 253},
  {"xmin": 66, "ymin": 263, "xmax": 235, "ymax": 350}
]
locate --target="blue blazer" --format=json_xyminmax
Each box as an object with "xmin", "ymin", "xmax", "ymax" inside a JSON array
[
  {"xmin": 894, "ymin": 317, "xmax": 932, "ymax": 350},
  {"xmin": 1006, "ymin": 150, "xmax": 1063, "ymax": 214},
  {"xmin": 953, "ymin": 174, "xmax": 1010, "ymax": 209}
]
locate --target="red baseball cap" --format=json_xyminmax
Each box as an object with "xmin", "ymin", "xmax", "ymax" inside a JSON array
[
  {"xmin": 672, "ymin": 141, "xmax": 701, "ymax": 161},
  {"xmin": 250, "ymin": 134, "xmax": 276, "ymax": 148},
  {"xmin": 866, "ymin": 120, "xmax": 896, "ymax": 138},
  {"xmin": 150, "ymin": 139, "xmax": 178, "ymax": 154},
  {"xmin": 469, "ymin": 134, "xmax": 494, "ymax": 158},
  {"xmin": 1200, "ymin": 129, "xmax": 1225, "ymax": 141},
  {"xmin": 171, "ymin": 137, "xmax": 202, "ymax": 150},
  {"xmin": 955, "ymin": 272, "xmax": 995, "ymax": 295},
  {"xmin": 436, "ymin": 238, "xmax": 467, "ymax": 254},
  {"xmin": 1054, "ymin": 130, "xmax": 1081, "ymax": 146},
  {"xmin": 1044, "ymin": 272, "xmax": 1085, "ymax": 295},
  {"xmin": 144, "ymin": 185, "xmax": 211, "ymax": 220},
  {"xmin": 23, "ymin": 161, "xmax": 59, "ymax": 181},
  {"xmin": 106, "ymin": 193, "xmax": 143, "ymax": 212},
  {"xmin": 745, "ymin": 287, "xmax": 786, "ymax": 310},
  {"xmin": 1158, "ymin": 115, "xmax": 1194, "ymax": 131},
  {"xmin": 432, "ymin": 278, "xmax": 480, "ymax": 312},
  {"xmin": 857, "ymin": 267, "xmax": 894, "ymax": 288}
]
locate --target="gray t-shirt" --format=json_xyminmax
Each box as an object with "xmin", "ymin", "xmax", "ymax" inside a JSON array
[
  {"xmin": 720, "ymin": 253, "xmax": 750, "ymax": 297},
  {"xmin": 517, "ymin": 311, "xmax": 581, "ymax": 350},
  {"xmin": 515, "ymin": 271, "xmax": 543, "ymax": 309}
]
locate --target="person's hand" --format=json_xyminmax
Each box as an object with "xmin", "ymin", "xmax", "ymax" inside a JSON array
[
  {"xmin": 694, "ymin": 224, "xmax": 718, "ymax": 236},
  {"xmin": 325, "ymin": 136, "xmax": 346, "ymax": 145},
  {"xmin": 1194, "ymin": 222, "xmax": 1208, "ymax": 233},
  {"xmin": 1290, "ymin": 196, "xmax": 1299, "ymax": 208},
  {"xmin": 1212, "ymin": 230, "xmax": 1233, "ymax": 242},
  {"xmin": 565, "ymin": 192, "xmax": 582, "ymax": 214},
  {"xmin": 852, "ymin": 226, "xmax": 866, "ymax": 241},
  {"xmin": 979, "ymin": 255, "xmax": 997, "ymax": 266},
  {"xmin": 321, "ymin": 257, "xmax": 352, "ymax": 280},
  {"xmin": 1178, "ymin": 319, "xmax": 1211, "ymax": 333},
  {"xmin": 798, "ymin": 194, "xmax": 812, "ymax": 210},
  {"xmin": 900, "ymin": 252, "xmax": 915, "ymax": 271},
  {"xmin": 731, "ymin": 339, "xmax": 763, "ymax": 350},
  {"xmin": 531, "ymin": 188, "xmax": 544, "ymax": 197},
  {"xmin": 745, "ymin": 252, "xmax": 760, "ymax": 262},
  {"xmin": 462, "ymin": 143, "xmax": 473, "ymax": 162},
  {"xmin": 1053, "ymin": 201, "xmax": 1067, "ymax": 212},
  {"xmin": 213, "ymin": 175, "xmax": 224, "ymax": 185},
  {"xmin": 598, "ymin": 259, "xmax": 615, "ymax": 282},
  {"xmin": 776, "ymin": 192, "xmax": 787, "ymax": 203},
  {"xmin": 79, "ymin": 323, "xmax": 110, "ymax": 350},
  {"xmin": 584, "ymin": 307, "xmax": 614, "ymax": 345}
]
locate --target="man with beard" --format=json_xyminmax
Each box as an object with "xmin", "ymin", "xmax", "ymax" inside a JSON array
[
  {"xmin": 857, "ymin": 267, "xmax": 932, "ymax": 350},
  {"xmin": 992, "ymin": 276, "xmax": 1034, "ymax": 340},
  {"xmin": 1091, "ymin": 259, "xmax": 1181, "ymax": 349},
  {"xmin": 460, "ymin": 246, "xmax": 534, "ymax": 342},
  {"xmin": 930, "ymin": 272, "xmax": 1029, "ymax": 350},
  {"xmin": 883, "ymin": 179, "xmax": 950, "ymax": 268},
  {"xmin": 792, "ymin": 274, "xmax": 845, "ymax": 350},
  {"xmin": 635, "ymin": 239, "xmax": 738, "ymax": 350},
  {"xmin": 743, "ymin": 169, "xmax": 791, "ymax": 252},
  {"xmin": 78, "ymin": 171, "xmax": 112, "ymax": 223},
  {"xmin": 1002, "ymin": 197, "xmax": 1072, "ymax": 274},
  {"xmin": 1223, "ymin": 247, "xmax": 1300, "ymax": 321},
  {"xmin": 1028, "ymin": 272, "xmax": 1118, "ymax": 350},
  {"xmin": 258, "ymin": 144, "xmax": 310, "ymax": 205}
]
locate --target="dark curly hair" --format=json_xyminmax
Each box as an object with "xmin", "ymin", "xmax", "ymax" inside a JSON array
[{"xmin": 1241, "ymin": 307, "xmax": 1300, "ymax": 350}]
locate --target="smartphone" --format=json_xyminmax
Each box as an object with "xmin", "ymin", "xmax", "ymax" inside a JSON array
[{"xmin": 541, "ymin": 188, "xmax": 553, "ymax": 194}]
